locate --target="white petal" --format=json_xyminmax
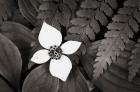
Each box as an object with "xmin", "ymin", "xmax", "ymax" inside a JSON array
[
  {"xmin": 61, "ymin": 41, "xmax": 81, "ymax": 54},
  {"xmin": 31, "ymin": 49, "xmax": 50, "ymax": 64},
  {"xmin": 49, "ymin": 55, "xmax": 72, "ymax": 81},
  {"xmin": 38, "ymin": 22, "xmax": 62, "ymax": 49}
]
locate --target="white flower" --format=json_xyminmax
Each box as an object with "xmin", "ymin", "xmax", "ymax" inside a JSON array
[{"xmin": 31, "ymin": 22, "xmax": 81, "ymax": 81}]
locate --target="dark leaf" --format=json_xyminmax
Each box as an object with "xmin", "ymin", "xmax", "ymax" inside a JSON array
[
  {"xmin": 68, "ymin": 25, "xmax": 95, "ymax": 42},
  {"xmin": 80, "ymin": 41, "xmax": 101, "ymax": 79},
  {"xmin": 81, "ymin": 0, "xmax": 99, "ymax": 9},
  {"xmin": 118, "ymin": 7, "xmax": 134, "ymax": 15},
  {"xmin": 100, "ymin": 3, "xmax": 113, "ymax": 17},
  {"xmin": 107, "ymin": 22, "xmax": 125, "ymax": 30},
  {"xmin": 71, "ymin": 18, "xmax": 88, "ymax": 26},
  {"xmin": 0, "ymin": 0, "xmax": 17, "ymax": 23},
  {"xmin": 95, "ymin": 10, "xmax": 108, "ymax": 26},
  {"xmin": 90, "ymin": 18, "xmax": 100, "ymax": 33},
  {"xmin": 112, "ymin": 14, "xmax": 130, "ymax": 22},
  {"xmin": 85, "ymin": 25, "xmax": 95, "ymax": 40},
  {"xmin": 18, "ymin": 0, "xmax": 39, "ymax": 26},
  {"xmin": 76, "ymin": 9, "xmax": 95, "ymax": 18},
  {"xmin": 38, "ymin": 1, "xmax": 71, "ymax": 29},
  {"xmin": 0, "ymin": 76, "xmax": 14, "ymax": 92},
  {"xmin": 128, "ymin": 39, "xmax": 140, "ymax": 81},
  {"xmin": 0, "ymin": 34, "xmax": 22, "ymax": 91},
  {"xmin": 63, "ymin": 0, "xmax": 77, "ymax": 10},
  {"xmin": 0, "ymin": 22, "xmax": 35, "ymax": 71},
  {"xmin": 22, "ymin": 64, "xmax": 59, "ymax": 92},
  {"xmin": 68, "ymin": 44, "xmax": 87, "ymax": 64},
  {"xmin": 124, "ymin": 0, "xmax": 138, "ymax": 7},
  {"xmin": 134, "ymin": 11, "xmax": 140, "ymax": 23},
  {"xmin": 80, "ymin": 55, "xmax": 94, "ymax": 79},
  {"xmin": 106, "ymin": 0, "xmax": 118, "ymax": 9},
  {"xmin": 0, "ymin": 22, "xmax": 35, "ymax": 49},
  {"xmin": 68, "ymin": 27, "xmax": 82, "ymax": 34},
  {"xmin": 59, "ymin": 67, "xmax": 90, "ymax": 92},
  {"xmin": 9, "ymin": 9, "xmax": 32, "ymax": 28},
  {"xmin": 65, "ymin": 34, "xmax": 82, "ymax": 41},
  {"xmin": 128, "ymin": 18, "xmax": 139, "ymax": 32},
  {"xmin": 65, "ymin": 34, "xmax": 89, "ymax": 43},
  {"xmin": 39, "ymin": 2, "xmax": 57, "ymax": 11}
]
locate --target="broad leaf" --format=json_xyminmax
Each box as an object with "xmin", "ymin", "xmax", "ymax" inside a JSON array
[
  {"xmin": 10, "ymin": 9, "xmax": 32, "ymax": 27},
  {"xmin": 23, "ymin": 64, "xmax": 90, "ymax": 92},
  {"xmin": 0, "ymin": 34, "xmax": 22, "ymax": 91},
  {"xmin": 59, "ymin": 67, "xmax": 90, "ymax": 92},
  {"xmin": 0, "ymin": 22, "xmax": 35, "ymax": 71},
  {"xmin": 0, "ymin": 76, "xmax": 14, "ymax": 92},
  {"xmin": 0, "ymin": 22, "xmax": 35, "ymax": 49},
  {"xmin": 22, "ymin": 64, "xmax": 59, "ymax": 92},
  {"xmin": 93, "ymin": 0, "xmax": 140, "ymax": 79},
  {"xmin": 18, "ymin": 0, "xmax": 40, "ymax": 25}
]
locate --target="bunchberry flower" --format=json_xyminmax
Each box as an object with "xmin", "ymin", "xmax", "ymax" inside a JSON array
[{"xmin": 31, "ymin": 22, "xmax": 81, "ymax": 81}]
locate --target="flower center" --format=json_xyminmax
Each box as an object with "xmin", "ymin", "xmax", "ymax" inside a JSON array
[{"xmin": 48, "ymin": 45, "xmax": 62, "ymax": 60}]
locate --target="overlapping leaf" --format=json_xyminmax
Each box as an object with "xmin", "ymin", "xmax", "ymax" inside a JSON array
[
  {"xmin": 0, "ymin": 34, "xmax": 22, "ymax": 91},
  {"xmin": 66, "ymin": 0, "xmax": 118, "ymax": 43},
  {"xmin": 22, "ymin": 64, "xmax": 90, "ymax": 92},
  {"xmin": 0, "ymin": 22, "xmax": 35, "ymax": 48},
  {"xmin": 10, "ymin": 9, "xmax": 32, "ymax": 27},
  {"xmin": 18, "ymin": 0, "xmax": 78, "ymax": 29},
  {"xmin": 93, "ymin": 0, "xmax": 140, "ymax": 79},
  {"xmin": 22, "ymin": 64, "xmax": 59, "ymax": 92},
  {"xmin": 0, "ymin": 76, "xmax": 14, "ymax": 92},
  {"xmin": 18, "ymin": 0, "xmax": 41, "ymax": 26},
  {"xmin": 59, "ymin": 67, "xmax": 90, "ymax": 92},
  {"xmin": 0, "ymin": 22, "xmax": 35, "ymax": 71}
]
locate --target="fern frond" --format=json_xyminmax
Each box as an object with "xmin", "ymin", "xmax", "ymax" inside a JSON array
[
  {"xmin": 94, "ymin": 0, "xmax": 140, "ymax": 79},
  {"xmin": 66, "ymin": 0, "xmax": 118, "ymax": 43}
]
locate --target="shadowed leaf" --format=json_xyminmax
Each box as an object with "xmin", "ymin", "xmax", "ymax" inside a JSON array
[
  {"xmin": 22, "ymin": 64, "xmax": 59, "ymax": 92},
  {"xmin": 0, "ymin": 34, "xmax": 22, "ymax": 91}
]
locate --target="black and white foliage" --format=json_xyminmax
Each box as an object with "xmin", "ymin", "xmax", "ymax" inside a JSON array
[
  {"xmin": 128, "ymin": 38, "xmax": 140, "ymax": 81},
  {"xmin": 0, "ymin": 0, "xmax": 17, "ymax": 23},
  {"xmin": 0, "ymin": 0, "xmax": 140, "ymax": 92},
  {"xmin": 94, "ymin": 0, "xmax": 140, "ymax": 79},
  {"xmin": 66, "ymin": 0, "xmax": 118, "ymax": 44}
]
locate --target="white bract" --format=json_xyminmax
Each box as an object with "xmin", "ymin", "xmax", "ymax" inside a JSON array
[{"xmin": 31, "ymin": 22, "xmax": 81, "ymax": 81}]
